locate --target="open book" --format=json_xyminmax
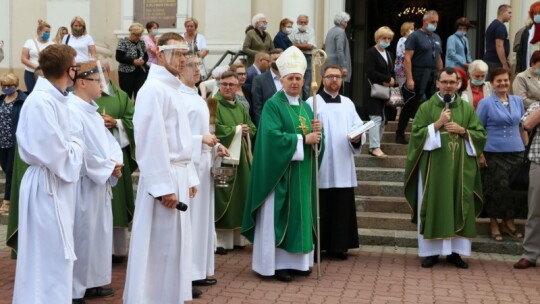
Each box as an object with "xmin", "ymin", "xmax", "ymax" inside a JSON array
[{"xmin": 347, "ymin": 120, "xmax": 376, "ymax": 139}]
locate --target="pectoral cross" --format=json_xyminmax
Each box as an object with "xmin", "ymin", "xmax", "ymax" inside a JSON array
[{"xmin": 298, "ymin": 116, "xmax": 309, "ymax": 135}]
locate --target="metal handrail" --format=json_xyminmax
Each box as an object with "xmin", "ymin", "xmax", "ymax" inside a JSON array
[{"xmin": 207, "ymin": 50, "xmax": 247, "ymax": 77}]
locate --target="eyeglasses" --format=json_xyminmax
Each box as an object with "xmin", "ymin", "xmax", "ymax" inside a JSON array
[
  {"xmin": 323, "ymin": 75, "xmax": 343, "ymax": 80},
  {"xmin": 439, "ymin": 80, "xmax": 457, "ymax": 86},
  {"xmin": 220, "ymin": 82, "xmax": 238, "ymax": 88}
]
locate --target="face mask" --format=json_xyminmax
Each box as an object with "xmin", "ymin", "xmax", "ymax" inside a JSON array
[
  {"xmin": 535, "ymin": 15, "xmax": 540, "ymax": 23},
  {"xmin": 535, "ymin": 68, "xmax": 540, "ymax": 76},
  {"xmin": 471, "ymin": 79, "xmax": 485, "ymax": 86},
  {"xmin": 379, "ymin": 41, "xmax": 390, "ymax": 49},
  {"xmin": 284, "ymin": 27, "xmax": 293, "ymax": 35},
  {"xmin": 298, "ymin": 25, "xmax": 308, "ymax": 32},
  {"xmin": 260, "ymin": 23, "xmax": 268, "ymax": 31},
  {"xmin": 41, "ymin": 32, "xmax": 50, "ymax": 41},
  {"xmin": 408, "ymin": 29, "xmax": 414, "ymax": 35},
  {"xmin": 2, "ymin": 88, "xmax": 15, "ymax": 95},
  {"xmin": 67, "ymin": 67, "xmax": 78, "ymax": 83},
  {"xmin": 427, "ymin": 23, "xmax": 437, "ymax": 32},
  {"xmin": 455, "ymin": 30, "xmax": 466, "ymax": 37},
  {"xmin": 151, "ymin": 29, "xmax": 159, "ymax": 36},
  {"xmin": 271, "ymin": 62, "xmax": 278, "ymax": 70},
  {"xmin": 72, "ymin": 27, "xmax": 84, "ymax": 36}
]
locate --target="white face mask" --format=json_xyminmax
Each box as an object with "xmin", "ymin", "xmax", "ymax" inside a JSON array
[
  {"xmin": 298, "ymin": 25, "xmax": 308, "ymax": 32},
  {"xmin": 284, "ymin": 27, "xmax": 293, "ymax": 35},
  {"xmin": 408, "ymin": 29, "xmax": 414, "ymax": 35}
]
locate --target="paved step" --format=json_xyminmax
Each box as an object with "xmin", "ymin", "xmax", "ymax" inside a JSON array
[
  {"xmin": 378, "ymin": 121, "xmax": 412, "ymax": 132},
  {"xmin": 355, "ymin": 154, "xmax": 407, "ymax": 168},
  {"xmin": 356, "ymin": 167, "xmax": 404, "ymax": 182},
  {"xmin": 358, "ymin": 228, "xmax": 523, "ymax": 255},
  {"xmin": 356, "ymin": 181, "xmax": 403, "ymax": 197},
  {"xmin": 361, "ymin": 143, "xmax": 409, "ymax": 155},
  {"xmin": 355, "ymin": 195, "xmax": 410, "ymax": 213},
  {"xmin": 357, "ymin": 211, "xmax": 526, "ymax": 235},
  {"xmin": 381, "ymin": 131, "xmax": 411, "ymax": 143}
]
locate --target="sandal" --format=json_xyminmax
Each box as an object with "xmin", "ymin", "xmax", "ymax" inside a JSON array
[
  {"xmin": 500, "ymin": 222, "xmax": 524, "ymax": 239},
  {"xmin": 369, "ymin": 148, "xmax": 387, "ymax": 158}
]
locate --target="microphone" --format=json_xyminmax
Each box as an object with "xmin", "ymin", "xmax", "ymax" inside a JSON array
[
  {"xmin": 443, "ymin": 94, "xmax": 452, "ymax": 110},
  {"xmin": 150, "ymin": 194, "xmax": 188, "ymax": 211}
]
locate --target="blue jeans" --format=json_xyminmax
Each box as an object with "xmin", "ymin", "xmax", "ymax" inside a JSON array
[
  {"xmin": 369, "ymin": 115, "xmax": 386, "ymax": 149},
  {"xmin": 302, "ymin": 55, "xmax": 312, "ymax": 100},
  {"xmin": 24, "ymin": 70, "xmax": 36, "ymax": 94}
]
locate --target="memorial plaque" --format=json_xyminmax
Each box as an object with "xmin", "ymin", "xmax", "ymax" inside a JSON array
[{"xmin": 134, "ymin": 0, "xmax": 177, "ymax": 28}]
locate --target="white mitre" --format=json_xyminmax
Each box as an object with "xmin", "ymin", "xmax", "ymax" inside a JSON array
[{"xmin": 276, "ymin": 46, "xmax": 307, "ymax": 78}]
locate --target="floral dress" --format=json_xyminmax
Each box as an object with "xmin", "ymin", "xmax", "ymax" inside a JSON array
[{"xmin": 394, "ymin": 37, "xmax": 407, "ymax": 87}]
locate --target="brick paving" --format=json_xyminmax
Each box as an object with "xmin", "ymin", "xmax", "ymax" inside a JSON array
[{"xmin": 1, "ymin": 223, "xmax": 540, "ymax": 304}]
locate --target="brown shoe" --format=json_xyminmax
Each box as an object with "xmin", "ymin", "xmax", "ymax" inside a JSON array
[{"xmin": 513, "ymin": 258, "xmax": 536, "ymax": 269}]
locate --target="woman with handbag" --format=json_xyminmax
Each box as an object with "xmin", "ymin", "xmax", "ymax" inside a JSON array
[
  {"xmin": 476, "ymin": 68, "xmax": 528, "ymax": 241},
  {"xmin": 365, "ymin": 26, "xmax": 395, "ymax": 158},
  {"xmin": 21, "ymin": 20, "xmax": 54, "ymax": 93}
]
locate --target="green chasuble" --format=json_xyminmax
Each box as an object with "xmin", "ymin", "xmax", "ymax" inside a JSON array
[
  {"xmin": 214, "ymin": 91, "xmax": 257, "ymax": 229},
  {"xmin": 95, "ymin": 82, "xmax": 136, "ymax": 229},
  {"xmin": 6, "ymin": 147, "xmax": 28, "ymax": 258},
  {"xmin": 241, "ymin": 90, "xmax": 324, "ymax": 253},
  {"xmin": 403, "ymin": 94, "xmax": 487, "ymax": 240}
]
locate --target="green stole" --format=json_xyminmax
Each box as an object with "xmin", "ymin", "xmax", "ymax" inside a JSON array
[
  {"xmin": 403, "ymin": 94, "xmax": 486, "ymax": 239},
  {"xmin": 241, "ymin": 90, "xmax": 324, "ymax": 253},
  {"xmin": 6, "ymin": 147, "xmax": 27, "ymax": 258}
]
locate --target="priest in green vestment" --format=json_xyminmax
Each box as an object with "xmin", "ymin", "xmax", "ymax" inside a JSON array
[
  {"xmin": 241, "ymin": 46, "xmax": 324, "ymax": 282},
  {"xmin": 214, "ymin": 71, "xmax": 257, "ymax": 250},
  {"xmin": 6, "ymin": 147, "xmax": 27, "ymax": 258},
  {"xmin": 403, "ymin": 67, "xmax": 486, "ymax": 269},
  {"xmin": 94, "ymin": 59, "xmax": 136, "ymax": 261}
]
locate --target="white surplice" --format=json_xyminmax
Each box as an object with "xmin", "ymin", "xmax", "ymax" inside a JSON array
[
  {"xmin": 13, "ymin": 77, "xmax": 84, "ymax": 304},
  {"xmin": 68, "ymin": 94, "xmax": 123, "ymax": 298},
  {"xmin": 180, "ymin": 83, "xmax": 215, "ymax": 280},
  {"xmin": 252, "ymin": 95, "xmax": 313, "ymax": 276},
  {"xmin": 417, "ymin": 124, "xmax": 476, "ymax": 257},
  {"xmin": 123, "ymin": 64, "xmax": 199, "ymax": 304},
  {"xmin": 306, "ymin": 94, "xmax": 365, "ymax": 188}
]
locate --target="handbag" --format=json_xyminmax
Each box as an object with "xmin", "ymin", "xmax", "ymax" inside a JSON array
[
  {"xmin": 368, "ymin": 79, "xmax": 390, "ymax": 100},
  {"xmin": 388, "ymin": 87, "xmax": 404, "ymax": 107},
  {"xmin": 509, "ymin": 128, "xmax": 537, "ymax": 191}
]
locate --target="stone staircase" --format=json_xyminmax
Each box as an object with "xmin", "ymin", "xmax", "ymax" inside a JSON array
[
  {"xmin": 0, "ymin": 122, "xmax": 525, "ymax": 255},
  {"xmin": 355, "ymin": 121, "xmax": 524, "ymax": 255}
]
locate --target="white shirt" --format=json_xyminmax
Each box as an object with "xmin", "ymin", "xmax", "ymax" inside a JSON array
[
  {"xmin": 271, "ymin": 69, "xmax": 282, "ymax": 91},
  {"xmin": 63, "ymin": 34, "xmax": 95, "ymax": 62},
  {"xmin": 23, "ymin": 38, "xmax": 55, "ymax": 72}
]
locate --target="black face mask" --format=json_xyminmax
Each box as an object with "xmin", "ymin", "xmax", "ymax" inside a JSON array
[
  {"xmin": 68, "ymin": 65, "xmax": 80, "ymax": 83},
  {"xmin": 271, "ymin": 62, "xmax": 278, "ymax": 70}
]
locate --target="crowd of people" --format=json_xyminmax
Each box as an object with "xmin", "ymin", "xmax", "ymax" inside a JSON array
[{"xmin": 2, "ymin": 3, "xmax": 540, "ymax": 304}]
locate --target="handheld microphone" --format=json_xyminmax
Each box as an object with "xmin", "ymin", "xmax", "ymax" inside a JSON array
[
  {"xmin": 443, "ymin": 94, "xmax": 452, "ymax": 110},
  {"xmin": 150, "ymin": 194, "xmax": 188, "ymax": 211}
]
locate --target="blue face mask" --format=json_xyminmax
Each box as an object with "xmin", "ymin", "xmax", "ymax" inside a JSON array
[
  {"xmin": 535, "ymin": 15, "xmax": 540, "ymax": 24},
  {"xmin": 427, "ymin": 23, "xmax": 437, "ymax": 32},
  {"xmin": 151, "ymin": 29, "xmax": 159, "ymax": 36},
  {"xmin": 41, "ymin": 32, "xmax": 50, "ymax": 41},
  {"xmin": 455, "ymin": 30, "xmax": 466, "ymax": 37},
  {"xmin": 471, "ymin": 79, "xmax": 485, "ymax": 86},
  {"xmin": 379, "ymin": 41, "xmax": 390, "ymax": 49},
  {"xmin": 260, "ymin": 23, "xmax": 268, "ymax": 31},
  {"xmin": 534, "ymin": 68, "xmax": 540, "ymax": 76},
  {"xmin": 2, "ymin": 88, "xmax": 15, "ymax": 95}
]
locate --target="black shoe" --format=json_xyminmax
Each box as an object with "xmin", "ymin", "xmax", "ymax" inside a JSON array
[
  {"xmin": 446, "ymin": 253, "xmax": 469, "ymax": 269},
  {"xmin": 192, "ymin": 286, "xmax": 202, "ymax": 298},
  {"xmin": 72, "ymin": 299, "xmax": 86, "ymax": 304},
  {"xmin": 274, "ymin": 269, "xmax": 292, "ymax": 282},
  {"xmin": 215, "ymin": 247, "xmax": 228, "ymax": 255},
  {"xmin": 327, "ymin": 252, "xmax": 348, "ymax": 260},
  {"xmin": 193, "ymin": 278, "xmax": 217, "ymax": 286},
  {"xmin": 421, "ymin": 255, "xmax": 439, "ymax": 268},
  {"xmin": 112, "ymin": 255, "xmax": 125, "ymax": 264},
  {"xmin": 84, "ymin": 287, "xmax": 114, "ymax": 298},
  {"xmin": 395, "ymin": 134, "xmax": 408, "ymax": 144},
  {"xmin": 288, "ymin": 269, "xmax": 312, "ymax": 276}
]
